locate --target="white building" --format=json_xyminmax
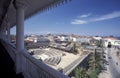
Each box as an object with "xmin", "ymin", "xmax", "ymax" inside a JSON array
[
  {"xmin": 71, "ymin": 36, "xmax": 90, "ymax": 43},
  {"xmin": 103, "ymin": 37, "xmax": 120, "ymax": 47},
  {"xmin": 58, "ymin": 35, "xmax": 70, "ymax": 41},
  {"xmin": 93, "ymin": 36, "xmax": 102, "ymax": 40}
]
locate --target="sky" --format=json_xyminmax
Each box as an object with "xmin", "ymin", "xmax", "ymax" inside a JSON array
[{"xmin": 11, "ymin": 0, "xmax": 120, "ymax": 36}]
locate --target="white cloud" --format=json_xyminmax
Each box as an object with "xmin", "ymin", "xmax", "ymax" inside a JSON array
[
  {"xmin": 71, "ymin": 11, "xmax": 120, "ymax": 25},
  {"xmin": 79, "ymin": 13, "xmax": 91, "ymax": 18},
  {"xmin": 92, "ymin": 11, "xmax": 120, "ymax": 21},
  {"xmin": 71, "ymin": 19, "xmax": 87, "ymax": 24}
]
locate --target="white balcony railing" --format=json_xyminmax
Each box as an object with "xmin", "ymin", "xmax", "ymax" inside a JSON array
[{"xmin": 1, "ymin": 39, "xmax": 69, "ymax": 78}]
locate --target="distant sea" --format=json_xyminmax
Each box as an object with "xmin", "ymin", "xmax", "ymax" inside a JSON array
[{"xmin": 116, "ymin": 37, "xmax": 120, "ymax": 40}]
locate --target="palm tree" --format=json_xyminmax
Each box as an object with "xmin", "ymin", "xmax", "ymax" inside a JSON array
[
  {"xmin": 88, "ymin": 54, "xmax": 96, "ymax": 70},
  {"xmin": 74, "ymin": 68, "xmax": 89, "ymax": 78},
  {"xmin": 74, "ymin": 68, "xmax": 80, "ymax": 78},
  {"xmin": 89, "ymin": 69, "xmax": 98, "ymax": 78}
]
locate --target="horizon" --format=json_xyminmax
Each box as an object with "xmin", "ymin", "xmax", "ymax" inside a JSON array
[{"xmin": 10, "ymin": 33, "xmax": 120, "ymax": 38}]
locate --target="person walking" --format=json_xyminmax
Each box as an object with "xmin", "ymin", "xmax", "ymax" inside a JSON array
[{"xmin": 108, "ymin": 42, "xmax": 112, "ymax": 48}]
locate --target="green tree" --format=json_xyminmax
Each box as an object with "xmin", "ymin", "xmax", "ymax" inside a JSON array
[
  {"xmin": 90, "ymin": 69, "xmax": 98, "ymax": 78},
  {"xmin": 96, "ymin": 39, "xmax": 103, "ymax": 47},
  {"xmin": 74, "ymin": 68, "xmax": 89, "ymax": 78},
  {"xmin": 73, "ymin": 51, "xmax": 103, "ymax": 78},
  {"xmin": 88, "ymin": 52, "xmax": 103, "ymax": 78},
  {"xmin": 74, "ymin": 68, "xmax": 80, "ymax": 78},
  {"xmin": 71, "ymin": 43, "xmax": 78, "ymax": 54}
]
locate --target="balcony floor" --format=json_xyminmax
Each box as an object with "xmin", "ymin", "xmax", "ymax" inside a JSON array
[{"xmin": 0, "ymin": 41, "xmax": 24, "ymax": 78}]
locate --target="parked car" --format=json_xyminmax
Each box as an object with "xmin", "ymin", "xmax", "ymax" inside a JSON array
[
  {"xmin": 116, "ymin": 62, "xmax": 118, "ymax": 65},
  {"xmin": 103, "ymin": 66, "xmax": 107, "ymax": 70},
  {"xmin": 106, "ymin": 62, "xmax": 109, "ymax": 65},
  {"xmin": 103, "ymin": 55, "xmax": 106, "ymax": 58},
  {"xmin": 108, "ymin": 56, "xmax": 112, "ymax": 59}
]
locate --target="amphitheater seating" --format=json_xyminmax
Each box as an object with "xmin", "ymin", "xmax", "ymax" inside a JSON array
[
  {"xmin": 33, "ymin": 49, "xmax": 63, "ymax": 66},
  {"xmin": 34, "ymin": 50, "xmax": 45, "ymax": 55}
]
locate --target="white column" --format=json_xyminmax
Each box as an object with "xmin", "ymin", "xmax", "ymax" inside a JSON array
[
  {"xmin": 1, "ymin": 30, "xmax": 3, "ymax": 40},
  {"xmin": 3, "ymin": 28, "xmax": 6, "ymax": 40},
  {"xmin": 16, "ymin": 7, "xmax": 24, "ymax": 51},
  {"xmin": 15, "ymin": 1, "xmax": 26, "ymax": 73},
  {"xmin": 2, "ymin": 30, "xmax": 4, "ymax": 40},
  {"xmin": 0, "ymin": 30, "xmax": 1, "ymax": 39},
  {"xmin": 7, "ymin": 26, "xmax": 11, "ymax": 43},
  {"xmin": 5, "ymin": 29, "xmax": 7, "ymax": 41}
]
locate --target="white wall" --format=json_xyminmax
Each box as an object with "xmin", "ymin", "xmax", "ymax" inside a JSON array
[{"xmin": 103, "ymin": 39, "xmax": 120, "ymax": 47}]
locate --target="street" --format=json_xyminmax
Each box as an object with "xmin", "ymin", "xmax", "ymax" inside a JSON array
[{"xmin": 106, "ymin": 48, "xmax": 120, "ymax": 78}]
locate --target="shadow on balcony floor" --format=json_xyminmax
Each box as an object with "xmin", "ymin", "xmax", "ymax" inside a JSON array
[{"xmin": 0, "ymin": 41, "xmax": 24, "ymax": 78}]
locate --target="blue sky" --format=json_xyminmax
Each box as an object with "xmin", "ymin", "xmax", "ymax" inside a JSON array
[{"xmin": 11, "ymin": 0, "xmax": 120, "ymax": 36}]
